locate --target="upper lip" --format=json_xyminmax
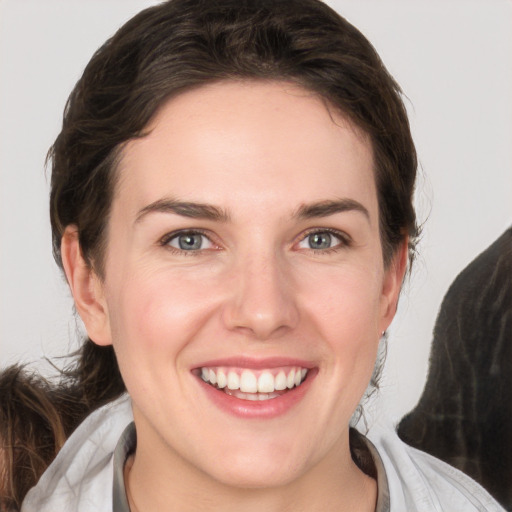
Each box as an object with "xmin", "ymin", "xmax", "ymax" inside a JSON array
[{"xmin": 192, "ymin": 356, "xmax": 315, "ymax": 371}]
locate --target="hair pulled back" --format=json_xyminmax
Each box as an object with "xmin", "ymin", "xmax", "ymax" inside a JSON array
[{"xmin": 49, "ymin": 0, "xmax": 418, "ymax": 409}]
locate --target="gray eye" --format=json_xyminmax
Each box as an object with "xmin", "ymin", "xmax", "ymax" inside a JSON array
[
  {"xmin": 307, "ymin": 232, "xmax": 332, "ymax": 250},
  {"xmin": 168, "ymin": 232, "xmax": 212, "ymax": 251}
]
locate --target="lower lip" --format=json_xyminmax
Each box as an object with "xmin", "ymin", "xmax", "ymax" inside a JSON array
[{"xmin": 196, "ymin": 370, "xmax": 317, "ymax": 419}]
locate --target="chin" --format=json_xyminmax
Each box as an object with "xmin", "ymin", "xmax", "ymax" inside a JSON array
[{"xmin": 196, "ymin": 443, "xmax": 306, "ymax": 489}]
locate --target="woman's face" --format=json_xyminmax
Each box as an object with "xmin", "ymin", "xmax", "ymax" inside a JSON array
[{"xmin": 84, "ymin": 81, "xmax": 404, "ymax": 487}]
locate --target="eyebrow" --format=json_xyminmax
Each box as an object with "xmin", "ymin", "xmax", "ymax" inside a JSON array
[
  {"xmin": 135, "ymin": 197, "xmax": 369, "ymax": 224},
  {"xmin": 135, "ymin": 198, "xmax": 230, "ymax": 224},
  {"xmin": 294, "ymin": 199, "xmax": 370, "ymax": 221}
]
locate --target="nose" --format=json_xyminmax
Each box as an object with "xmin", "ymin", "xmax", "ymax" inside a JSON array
[{"xmin": 222, "ymin": 252, "xmax": 300, "ymax": 340}]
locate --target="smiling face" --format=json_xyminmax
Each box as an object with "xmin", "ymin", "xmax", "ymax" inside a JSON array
[{"xmin": 65, "ymin": 81, "xmax": 406, "ymax": 500}]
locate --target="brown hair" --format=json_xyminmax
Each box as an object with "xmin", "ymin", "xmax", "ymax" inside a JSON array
[
  {"xmin": 49, "ymin": 0, "xmax": 418, "ymax": 410},
  {"xmin": 0, "ymin": 366, "xmax": 65, "ymax": 509},
  {"xmin": 0, "ymin": 363, "xmax": 112, "ymax": 509}
]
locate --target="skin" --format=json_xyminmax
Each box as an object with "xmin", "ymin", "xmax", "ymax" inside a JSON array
[{"xmin": 62, "ymin": 81, "xmax": 407, "ymax": 512}]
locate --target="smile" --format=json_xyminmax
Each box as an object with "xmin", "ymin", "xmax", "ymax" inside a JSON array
[{"xmin": 200, "ymin": 366, "xmax": 309, "ymax": 401}]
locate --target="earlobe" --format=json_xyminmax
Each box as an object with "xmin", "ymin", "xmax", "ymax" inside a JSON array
[
  {"xmin": 61, "ymin": 226, "xmax": 112, "ymax": 346},
  {"xmin": 380, "ymin": 238, "xmax": 409, "ymax": 331}
]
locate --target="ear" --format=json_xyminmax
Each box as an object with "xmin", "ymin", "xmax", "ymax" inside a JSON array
[
  {"xmin": 61, "ymin": 226, "xmax": 112, "ymax": 346},
  {"xmin": 379, "ymin": 238, "xmax": 409, "ymax": 333}
]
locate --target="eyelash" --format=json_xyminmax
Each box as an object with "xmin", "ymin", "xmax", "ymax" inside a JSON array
[
  {"xmin": 158, "ymin": 228, "xmax": 352, "ymax": 255},
  {"xmin": 297, "ymin": 228, "xmax": 352, "ymax": 254},
  {"xmin": 159, "ymin": 229, "xmax": 217, "ymax": 256}
]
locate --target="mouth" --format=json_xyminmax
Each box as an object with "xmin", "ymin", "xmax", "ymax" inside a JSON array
[
  {"xmin": 198, "ymin": 366, "xmax": 309, "ymax": 401},
  {"xmin": 193, "ymin": 360, "xmax": 315, "ymax": 418}
]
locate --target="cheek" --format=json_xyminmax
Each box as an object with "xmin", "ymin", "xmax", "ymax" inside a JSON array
[
  {"xmin": 303, "ymin": 263, "xmax": 383, "ymax": 333},
  {"xmin": 106, "ymin": 268, "xmax": 220, "ymax": 356},
  {"xmin": 104, "ymin": 268, "xmax": 223, "ymax": 405},
  {"xmin": 301, "ymin": 265, "xmax": 383, "ymax": 376}
]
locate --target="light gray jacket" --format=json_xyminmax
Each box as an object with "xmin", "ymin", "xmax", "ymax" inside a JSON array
[{"xmin": 22, "ymin": 395, "xmax": 505, "ymax": 512}]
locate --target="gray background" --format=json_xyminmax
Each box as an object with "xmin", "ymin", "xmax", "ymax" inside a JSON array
[{"xmin": 1, "ymin": 0, "xmax": 511, "ymax": 426}]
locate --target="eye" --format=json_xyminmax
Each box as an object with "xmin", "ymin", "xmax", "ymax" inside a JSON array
[
  {"xmin": 297, "ymin": 230, "xmax": 348, "ymax": 251},
  {"xmin": 164, "ymin": 231, "xmax": 214, "ymax": 251}
]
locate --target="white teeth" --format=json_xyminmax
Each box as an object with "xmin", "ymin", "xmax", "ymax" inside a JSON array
[
  {"xmin": 287, "ymin": 369, "xmax": 296, "ymax": 389},
  {"xmin": 200, "ymin": 366, "xmax": 309, "ymax": 393},
  {"xmin": 275, "ymin": 371, "xmax": 287, "ymax": 391},
  {"xmin": 240, "ymin": 370, "xmax": 258, "ymax": 393},
  {"xmin": 257, "ymin": 371, "xmax": 275, "ymax": 393},
  {"xmin": 217, "ymin": 369, "xmax": 227, "ymax": 389},
  {"xmin": 227, "ymin": 371, "xmax": 240, "ymax": 390}
]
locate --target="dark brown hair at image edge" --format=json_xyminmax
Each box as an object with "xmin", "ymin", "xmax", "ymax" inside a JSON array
[
  {"xmin": 0, "ymin": 366, "xmax": 73, "ymax": 510},
  {"xmin": 398, "ymin": 227, "xmax": 512, "ymax": 510}
]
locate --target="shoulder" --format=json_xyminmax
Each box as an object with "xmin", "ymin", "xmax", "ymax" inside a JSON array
[
  {"xmin": 21, "ymin": 394, "xmax": 133, "ymax": 512},
  {"xmin": 365, "ymin": 425, "xmax": 506, "ymax": 512}
]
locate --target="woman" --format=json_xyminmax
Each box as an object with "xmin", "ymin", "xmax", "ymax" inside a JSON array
[{"xmin": 20, "ymin": 0, "xmax": 504, "ymax": 510}]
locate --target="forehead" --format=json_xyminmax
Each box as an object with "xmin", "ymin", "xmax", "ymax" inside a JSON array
[{"xmin": 115, "ymin": 80, "xmax": 376, "ymax": 219}]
